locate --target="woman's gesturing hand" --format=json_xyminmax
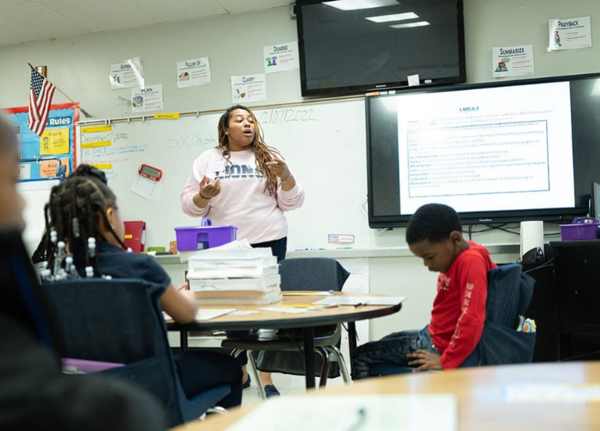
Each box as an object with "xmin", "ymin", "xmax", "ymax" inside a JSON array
[
  {"xmin": 266, "ymin": 152, "xmax": 291, "ymax": 181},
  {"xmin": 199, "ymin": 175, "xmax": 221, "ymax": 199}
]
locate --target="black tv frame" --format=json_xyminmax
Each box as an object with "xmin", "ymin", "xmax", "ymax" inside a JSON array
[
  {"xmin": 296, "ymin": 0, "xmax": 467, "ymax": 97},
  {"xmin": 365, "ymin": 73, "xmax": 600, "ymax": 228}
]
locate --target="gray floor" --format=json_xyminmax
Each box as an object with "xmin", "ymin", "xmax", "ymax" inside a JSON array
[
  {"xmin": 184, "ymin": 333, "xmax": 348, "ymax": 406},
  {"xmin": 242, "ymin": 372, "xmax": 346, "ymax": 406}
]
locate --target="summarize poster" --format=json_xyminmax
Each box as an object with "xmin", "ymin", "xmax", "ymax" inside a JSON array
[
  {"xmin": 177, "ymin": 57, "xmax": 211, "ymax": 88},
  {"xmin": 264, "ymin": 41, "xmax": 300, "ymax": 73},
  {"xmin": 231, "ymin": 74, "xmax": 267, "ymax": 103},
  {"xmin": 131, "ymin": 84, "xmax": 164, "ymax": 113},
  {"xmin": 549, "ymin": 17, "xmax": 592, "ymax": 51},
  {"xmin": 5, "ymin": 103, "xmax": 79, "ymax": 181},
  {"xmin": 492, "ymin": 45, "xmax": 534, "ymax": 78},
  {"xmin": 109, "ymin": 56, "xmax": 145, "ymax": 89}
]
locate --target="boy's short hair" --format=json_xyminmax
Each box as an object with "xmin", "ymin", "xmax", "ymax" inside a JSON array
[{"xmin": 405, "ymin": 203, "xmax": 462, "ymax": 244}]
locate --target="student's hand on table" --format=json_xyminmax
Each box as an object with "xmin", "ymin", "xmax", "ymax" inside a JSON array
[
  {"xmin": 407, "ymin": 350, "xmax": 443, "ymax": 372},
  {"xmin": 199, "ymin": 175, "xmax": 221, "ymax": 199},
  {"xmin": 266, "ymin": 153, "xmax": 291, "ymax": 182}
]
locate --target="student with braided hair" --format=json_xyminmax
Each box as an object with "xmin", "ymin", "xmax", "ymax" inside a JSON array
[
  {"xmin": 40, "ymin": 165, "xmax": 243, "ymax": 409},
  {"xmin": 180, "ymin": 104, "xmax": 305, "ymax": 397}
]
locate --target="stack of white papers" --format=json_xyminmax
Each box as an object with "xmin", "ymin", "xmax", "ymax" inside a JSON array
[{"xmin": 187, "ymin": 240, "xmax": 282, "ymax": 305}]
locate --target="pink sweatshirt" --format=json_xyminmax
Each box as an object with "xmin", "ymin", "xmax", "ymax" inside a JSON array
[{"xmin": 180, "ymin": 148, "xmax": 305, "ymax": 244}]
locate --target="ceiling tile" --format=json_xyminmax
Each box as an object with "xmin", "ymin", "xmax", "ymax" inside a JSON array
[
  {"xmin": 125, "ymin": 0, "xmax": 228, "ymax": 23},
  {"xmin": 0, "ymin": 27, "xmax": 26, "ymax": 46},
  {"xmin": 38, "ymin": 0, "xmax": 157, "ymax": 32},
  {"xmin": 216, "ymin": 0, "xmax": 291, "ymax": 14},
  {"xmin": 0, "ymin": 2, "xmax": 89, "ymax": 41}
]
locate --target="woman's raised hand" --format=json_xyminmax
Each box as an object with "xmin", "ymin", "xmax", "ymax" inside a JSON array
[
  {"xmin": 266, "ymin": 152, "xmax": 291, "ymax": 181},
  {"xmin": 199, "ymin": 175, "xmax": 221, "ymax": 199}
]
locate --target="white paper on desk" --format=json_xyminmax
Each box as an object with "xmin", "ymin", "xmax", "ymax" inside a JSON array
[
  {"xmin": 260, "ymin": 307, "xmax": 308, "ymax": 314},
  {"xmin": 229, "ymin": 310, "xmax": 258, "ymax": 316},
  {"xmin": 131, "ymin": 175, "xmax": 164, "ymax": 204},
  {"xmin": 196, "ymin": 308, "xmax": 236, "ymax": 321},
  {"xmin": 313, "ymin": 296, "xmax": 406, "ymax": 306},
  {"xmin": 226, "ymin": 394, "xmax": 457, "ymax": 431}
]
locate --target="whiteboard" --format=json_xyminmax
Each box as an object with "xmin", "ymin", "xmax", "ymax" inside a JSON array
[{"xmin": 76, "ymin": 99, "xmax": 370, "ymax": 251}]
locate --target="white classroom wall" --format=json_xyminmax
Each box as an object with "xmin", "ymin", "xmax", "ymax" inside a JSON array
[{"xmin": 2, "ymin": 0, "xmax": 600, "ymax": 339}]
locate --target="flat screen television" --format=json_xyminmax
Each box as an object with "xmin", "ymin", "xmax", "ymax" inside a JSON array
[
  {"xmin": 296, "ymin": 0, "xmax": 466, "ymax": 97},
  {"xmin": 366, "ymin": 73, "xmax": 600, "ymax": 228}
]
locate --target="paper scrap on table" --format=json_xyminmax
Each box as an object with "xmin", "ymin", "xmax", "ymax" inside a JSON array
[
  {"xmin": 229, "ymin": 310, "xmax": 259, "ymax": 316},
  {"xmin": 260, "ymin": 307, "xmax": 308, "ymax": 314},
  {"xmin": 196, "ymin": 308, "xmax": 236, "ymax": 321},
  {"xmin": 408, "ymin": 74, "xmax": 420, "ymax": 86},
  {"xmin": 225, "ymin": 394, "xmax": 458, "ymax": 431},
  {"xmin": 504, "ymin": 383, "xmax": 600, "ymax": 403},
  {"xmin": 131, "ymin": 175, "xmax": 164, "ymax": 204},
  {"xmin": 313, "ymin": 296, "xmax": 407, "ymax": 306}
]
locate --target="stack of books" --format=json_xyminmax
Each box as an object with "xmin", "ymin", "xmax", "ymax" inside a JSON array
[{"xmin": 187, "ymin": 240, "xmax": 282, "ymax": 305}]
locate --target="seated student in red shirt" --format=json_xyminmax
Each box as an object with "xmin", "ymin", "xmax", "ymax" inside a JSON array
[{"xmin": 352, "ymin": 203, "xmax": 497, "ymax": 378}]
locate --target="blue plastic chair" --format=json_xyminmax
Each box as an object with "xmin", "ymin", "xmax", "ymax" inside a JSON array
[{"xmin": 41, "ymin": 278, "xmax": 230, "ymax": 427}]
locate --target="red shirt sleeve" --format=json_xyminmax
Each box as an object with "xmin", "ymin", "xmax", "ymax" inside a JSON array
[{"xmin": 439, "ymin": 254, "xmax": 488, "ymax": 369}]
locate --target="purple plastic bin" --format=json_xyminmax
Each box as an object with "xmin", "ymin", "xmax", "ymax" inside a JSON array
[
  {"xmin": 174, "ymin": 224, "xmax": 237, "ymax": 251},
  {"xmin": 560, "ymin": 217, "xmax": 600, "ymax": 241}
]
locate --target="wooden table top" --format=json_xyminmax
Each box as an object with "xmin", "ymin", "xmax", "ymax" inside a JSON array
[
  {"xmin": 168, "ymin": 292, "xmax": 403, "ymax": 331},
  {"xmin": 170, "ymin": 361, "xmax": 600, "ymax": 431}
]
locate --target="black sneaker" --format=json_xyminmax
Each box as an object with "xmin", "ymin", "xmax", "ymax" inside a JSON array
[{"xmin": 243, "ymin": 374, "xmax": 251, "ymax": 389}]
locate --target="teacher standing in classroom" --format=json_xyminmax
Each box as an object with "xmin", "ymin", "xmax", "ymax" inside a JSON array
[{"xmin": 180, "ymin": 104, "xmax": 305, "ymax": 396}]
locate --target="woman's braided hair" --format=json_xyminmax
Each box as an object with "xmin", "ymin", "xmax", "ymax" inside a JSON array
[
  {"xmin": 40, "ymin": 164, "xmax": 126, "ymax": 272},
  {"xmin": 217, "ymin": 105, "xmax": 281, "ymax": 195}
]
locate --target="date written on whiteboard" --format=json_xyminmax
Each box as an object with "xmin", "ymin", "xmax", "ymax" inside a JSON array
[{"xmin": 258, "ymin": 108, "xmax": 317, "ymax": 124}]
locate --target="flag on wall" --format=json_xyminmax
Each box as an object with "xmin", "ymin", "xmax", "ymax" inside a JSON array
[{"xmin": 28, "ymin": 68, "xmax": 55, "ymax": 136}]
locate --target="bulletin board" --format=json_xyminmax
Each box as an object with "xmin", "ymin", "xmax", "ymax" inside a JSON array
[{"xmin": 6, "ymin": 102, "xmax": 79, "ymax": 181}]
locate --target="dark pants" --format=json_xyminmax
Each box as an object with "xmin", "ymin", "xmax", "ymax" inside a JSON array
[
  {"xmin": 229, "ymin": 237, "xmax": 287, "ymax": 367},
  {"xmin": 173, "ymin": 351, "xmax": 243, "ymax": 408},
  {"xmin": 351, "ymin": 325, "xmax": 440, "ymax": 380}
]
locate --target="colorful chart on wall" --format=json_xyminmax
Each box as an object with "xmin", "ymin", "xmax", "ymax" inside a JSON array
[{"xmin": 5, "ymin": 102, "xmax": 79, "ymax": 181}]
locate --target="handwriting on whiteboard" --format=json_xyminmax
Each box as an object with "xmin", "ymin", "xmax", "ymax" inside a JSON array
[
  {"xmin": 258, "ymin": 108, "xmax": 318, "ymax": 124},
  {"xmin": 167, "ymin": 134, "xmax": 217, "ymax": 153}
]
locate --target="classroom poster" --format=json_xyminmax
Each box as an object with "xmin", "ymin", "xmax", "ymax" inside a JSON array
[
  {"xmin": 549, "ymin": 17, "xmax": 592, "ymax": 51},
  {"xmin": 40, "ymin": 158, "xmax": 70, "ymax": 178},
  {"xmin": 492, "ymin": 45, "xmax": 534, "ymax": 78},
  {"xmin": 263, "ymin": 41, "xmax": 300, "ymax": 73},
  {"xmin": 131, "ymin": 84, "xmax": 164, "ymax": 113},
  {"xmin": 40, "ymin": 128, "xmax": 69, "ymax": 155},
  {"xmin": 5, "ymin": 103, "xmax": 79, "ymax": 181},
  {"xmin": 231, "ymin": 74, "xmax": 267, "ymax": 103},
  {"xmin": 109, "ymin": 56, "xmax": 145, "ymax": 90},
  {"xmin": 177, "ymin": 57, "xmax": 211, "ymax": 88}
]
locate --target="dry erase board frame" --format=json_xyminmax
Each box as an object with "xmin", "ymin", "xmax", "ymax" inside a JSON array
[{"xmin": 76, "ymin": 99, "xmax": 370, "ymax": 251}]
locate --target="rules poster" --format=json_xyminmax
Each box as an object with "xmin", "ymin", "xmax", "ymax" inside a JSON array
[{"xmin": 5, "ymin": 103, "xmax": 79, "ymax": 181}]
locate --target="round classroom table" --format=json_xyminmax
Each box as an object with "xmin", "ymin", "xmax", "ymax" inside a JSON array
[{"xmin": 171, "ymin": 361, "xmax": 600, "ymax": 431}]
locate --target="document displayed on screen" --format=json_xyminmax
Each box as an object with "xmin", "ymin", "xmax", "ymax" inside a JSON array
[{"xmin": 397, "ymin": 81, "xmax": 574, "ymax": 215}]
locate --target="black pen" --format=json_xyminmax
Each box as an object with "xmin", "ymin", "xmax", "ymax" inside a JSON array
[{"xmin": 354, "ymin": 302, "xmax": 363, "ymax": 307}]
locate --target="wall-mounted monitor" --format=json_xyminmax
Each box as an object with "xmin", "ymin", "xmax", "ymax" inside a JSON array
[
  {"xmin": 296, "ymin": 0, "xmax": 466, "ymax": 97},
  {"xmin": 366, "ymin": 73, "xmax": 600, "ymax": 228}
]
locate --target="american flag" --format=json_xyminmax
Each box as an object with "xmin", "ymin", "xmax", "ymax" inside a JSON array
[{"xmin": 28, "ymin": 68, "xmax": 55, "ymax": 136}]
